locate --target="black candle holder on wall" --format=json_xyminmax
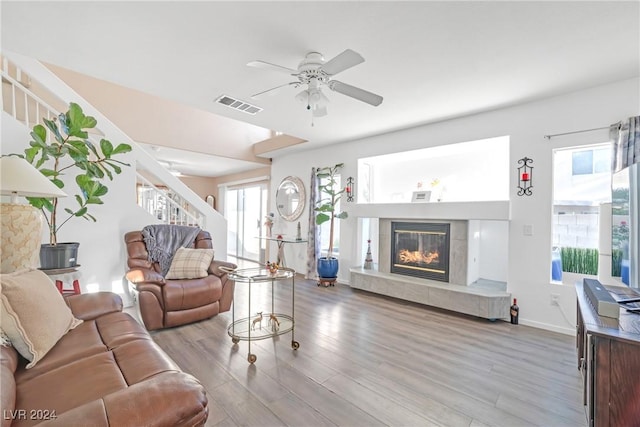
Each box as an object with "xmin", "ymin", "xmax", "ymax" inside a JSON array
[
  {"xmin": 346, "ymin": 177, "xmax": 355, "ymax": 202},
  {"xmin": 517, "ymin": 157, "xmax": 533, "ymax": 196}
]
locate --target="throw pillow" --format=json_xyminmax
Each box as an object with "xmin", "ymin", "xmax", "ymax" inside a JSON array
[
  {"xmin": 165, "ymin": 247, "xmax": 214, "ymax": 279},
  {"xmin": 0, "ymin": 328, "xmax": 11, "ymax": 347},
  {"xmin": 0, "ymin": 269, "xmax": 82, "ymax": 368}
]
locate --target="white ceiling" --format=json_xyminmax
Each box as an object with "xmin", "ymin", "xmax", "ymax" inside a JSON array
[{"xmin": 2, "ymin": 1, "xmax": 639, "ymax": 174}]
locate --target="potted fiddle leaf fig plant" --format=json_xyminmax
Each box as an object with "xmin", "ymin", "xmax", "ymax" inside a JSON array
[
  {"xmin": 315, "ymin": 163, "xmax": 348, "ymax": 280},
  {"xmin": 16, "ymin": 102, "xmax": 132, "ymax": 269}
]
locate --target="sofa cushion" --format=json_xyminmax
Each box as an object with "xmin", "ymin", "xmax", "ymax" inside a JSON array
[
  {"xmin": 0, "ymin": 269, "xmax": 82, "ymax": 368},
  {"xmin": 1, "ymin": 345, "xmax": 18, "ymax": 427},
  {"xmin": 17, "ymin": 311, "xmax": 153, "ymax": 383},
  {"xmin": 165, "ymin": 247, "xmax": 214, "ymax": 279},
  {"xmin": 163, "ymin": 275, "xmax": 222, "ymax": 311},
  {"xmin": 15, "ymin": 351, "xmax": 128, "ymax": 423}
]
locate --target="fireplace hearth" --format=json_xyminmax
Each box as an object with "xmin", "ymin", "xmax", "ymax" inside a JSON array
[{"xmin": 391, "ymin": 222, "xmax": 450, "ymax": 282}]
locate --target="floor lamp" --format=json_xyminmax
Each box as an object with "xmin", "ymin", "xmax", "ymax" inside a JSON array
[{"xmin": 0, "ymin": 156, "xmax": 67, "ymax": 273}]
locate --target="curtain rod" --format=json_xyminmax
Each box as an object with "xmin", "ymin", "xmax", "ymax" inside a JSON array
[
  {"xmin": 544, "ymin": 125, "xmax": 616, "ymax": 140},
  {"xmin": 544, "ymin": 126, "xmax": 610, "ymax": 140}
]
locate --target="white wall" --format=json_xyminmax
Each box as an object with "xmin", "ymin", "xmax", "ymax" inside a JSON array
[{"xmin": 270, "ymin": 76, "xmax": 639, "ymax": 334}]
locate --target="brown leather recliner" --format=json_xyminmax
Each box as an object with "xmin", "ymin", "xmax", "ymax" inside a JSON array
[{"xmin": 124, "ymin": 230, "xmax": 236, "ymax": 331}]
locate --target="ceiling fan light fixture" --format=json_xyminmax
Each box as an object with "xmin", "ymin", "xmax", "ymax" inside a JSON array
[
  {"xmin": 295, "ymin": 89, "xmax": 308, "ymax": 104},
  {"xmin": 248, "ymin": 48, "xmax": 382, "ymax": 125}
]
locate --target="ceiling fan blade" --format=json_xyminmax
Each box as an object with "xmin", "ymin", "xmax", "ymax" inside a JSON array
[
  {"xmin": 321, "ymin": 49, "xmax": 364, "ymax": 76},
  {"xmin": 251, "ymin": 82, "xmax": 298, "ymax": 98},
  {"xmin": 328, "ymin": 80, "xmax": 383, "ymax": 106},
  {"xmin": 247, "ymin": 60, "xmax": 297, "ymax": 75}
]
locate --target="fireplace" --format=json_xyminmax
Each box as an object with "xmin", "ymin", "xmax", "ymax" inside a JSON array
[{"xmin": 391, "ymin": 222, "xmax": 450, "ymax": 282}]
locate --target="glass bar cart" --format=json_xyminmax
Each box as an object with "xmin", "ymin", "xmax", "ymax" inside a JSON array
[{"xmin": 225, "ymin": 266, "xmax": 299, "ymax": 364}]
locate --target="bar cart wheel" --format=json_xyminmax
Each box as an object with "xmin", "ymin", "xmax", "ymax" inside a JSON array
[
  {"xmin": 248, "ymin": 353, "xmax": 257, "ymax": 364},
  {"xmin": 232, "ymin": 337, "xmax": 240, "ymax": 344},
  {"xmin": 291, "ymin": 340, "xmax": 300, "ymax": 350}
]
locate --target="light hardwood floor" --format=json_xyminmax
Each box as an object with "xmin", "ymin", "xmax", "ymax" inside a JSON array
[{"xmin": 151, "ymin": 276, "xmax": 586, "ymax": 427}]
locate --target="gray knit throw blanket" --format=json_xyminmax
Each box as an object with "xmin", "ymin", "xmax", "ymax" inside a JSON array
[{"xmin": 142, "ymin": 224, "xmax": 202, "ymax": 276}]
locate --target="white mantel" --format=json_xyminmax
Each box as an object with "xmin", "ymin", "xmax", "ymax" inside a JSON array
[{"xmin": 350, "ymin": 200, "xmax": 510, "ymax": 221}]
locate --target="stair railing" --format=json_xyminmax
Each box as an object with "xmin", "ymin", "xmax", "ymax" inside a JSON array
[{"xmin": 136, "ymin": 172, "xmax": 203, "ymax": 226}]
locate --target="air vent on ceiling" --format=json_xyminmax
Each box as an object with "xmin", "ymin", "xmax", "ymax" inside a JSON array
[{"xmin": 215, "ymin": 95, "xmax": 263, "ymax": 115}]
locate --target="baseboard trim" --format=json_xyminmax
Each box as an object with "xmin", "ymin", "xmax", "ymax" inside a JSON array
[{"xmin": 519, "ymin": 318, "xmax": 574, "ymax": 336}]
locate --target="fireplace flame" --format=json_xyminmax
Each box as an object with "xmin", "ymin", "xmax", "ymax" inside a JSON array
[{"xmin": 398, "ymin": 249, "xmax": 439, "ymax": 265}]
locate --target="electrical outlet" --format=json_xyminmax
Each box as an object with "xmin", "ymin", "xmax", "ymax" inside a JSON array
[{"xmin": 550, "ymin": 294, "xmax": 560, "ymax": 306}]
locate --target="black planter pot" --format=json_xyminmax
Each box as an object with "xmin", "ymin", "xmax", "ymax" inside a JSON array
[
  {"xmin": 317, "ymin": 256, "xmax": 339, "ymax": 279},
  {"xmin": 40, "ymin": 242, "xmax": 80, "ymax": 270}
]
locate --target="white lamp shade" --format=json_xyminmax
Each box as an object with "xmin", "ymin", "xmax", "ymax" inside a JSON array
[{"xmin": 0, "ymin": 156, "xmax": 66, "ymax": 198}]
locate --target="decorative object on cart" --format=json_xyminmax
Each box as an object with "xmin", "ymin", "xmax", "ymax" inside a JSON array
[
  {"xmin": 266, "ymin": 261, "xmax": 279, "ymax": 274},
  {"xmin": 516, "ymin": 157, "xmax": 533, "ymax": 196},
  {"xmin": 276, "ymin": 176, "xmax": 306, "ymax": 221},
  {"xmin": 364, "ymin": 239, "xmax": 374, "ymax": 269},
  {"xmin": 251, "ymin": 312, "xmax": 263, "ymax": 330},
  {"xmin": 315, "ymin": 163, "xmax": 348, "ymax": 283},
  {"xmin": 345, "ymin": 176, "xmax": 355, "ymax": 202},
  {"xmin": 247, "ymin": 49, "xmax": 383, "ymax": 124},
  {"xmin": 264, "ymin": 212, "xmax": 274, "ymax": 236},
  {"xmin": 8, "ymin": 103, "xmax": 132, "ymax": 269},
  {"xmin": 0, "ymin": 156, "xmax": 67, "ymax": 274},
  {"xmin": 269, "ymin": 313, "xmax": 280, "ymax": 331}
]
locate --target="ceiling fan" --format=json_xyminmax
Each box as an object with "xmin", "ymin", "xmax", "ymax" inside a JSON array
[{"xmin": 247, "ymin": 49, "xmax": 383, "ymax": 119}]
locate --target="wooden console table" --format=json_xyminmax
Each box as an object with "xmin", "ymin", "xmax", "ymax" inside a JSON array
[{"xmin": 575, "ymin": 281, "xmax": 640, "ymax": 426}]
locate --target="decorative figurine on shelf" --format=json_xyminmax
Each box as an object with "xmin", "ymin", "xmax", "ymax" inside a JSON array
[
  {"xmin": 296, "ymin": 221, "xmax": 302, "ymax": 241},
  {"xmin": 268, "ymin": 313, "xmax": 280, "ymax": 331},
  {"xmin": 276, "ymin": 234, "xmax": 283, "ymax": 240},
  {"xmin": 264, "ymin": 213, "xmax": 274, "ymax": 237},
  {"xmin": 266, "ymin": 261, "xmax": 279, "ymax": 275},
  {"xmin": 364, "ymin": 239, "xmax": 374, "ymax": 269},
  {"xmin": 251, "ymin": 312, "xmax": 263, "ymax": 330}
]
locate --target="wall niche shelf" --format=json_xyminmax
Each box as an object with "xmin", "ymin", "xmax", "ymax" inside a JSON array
[{"xmin": 351, "ymin": 200, "xmax": 511, "ymax": 221}]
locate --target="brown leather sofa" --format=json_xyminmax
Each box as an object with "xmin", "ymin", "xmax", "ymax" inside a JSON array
[
  {"xmin": 124, "ymin": 230, "xmax": 236, "ymax": 331},
  {"xmin": 0, "ymin": 292, "xmax": 208, "ymax": 427}
]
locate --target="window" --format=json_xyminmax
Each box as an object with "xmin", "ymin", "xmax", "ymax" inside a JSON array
[
  {"xmin": 553, "ymin": 143, "xmax": 612, "ymax": 283},
  {"xmin": 572, "ymin": 147, "xmax": 610, "ymax": 176},
  {"xmin": 318, "ymin": 175, "xmax": 341, "ymax": 257}
]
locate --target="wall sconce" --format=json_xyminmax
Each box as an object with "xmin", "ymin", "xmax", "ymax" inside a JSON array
[
  {"xmin": 345, "ymin": 177, "xmax": 355, "ymax": 202},
  {"xmin": 517, "ymin": 157, "xmax": 533, "ymax": 196}
]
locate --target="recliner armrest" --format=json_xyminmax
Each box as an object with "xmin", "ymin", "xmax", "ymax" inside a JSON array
[
  {"xmin": 126, "ymin": 268, "xmax": 166, "ymax": 285},
  {"xmin": 209, "ymin": 260, "xmax": 238, "ymax": 277},
  {"xmin": 64, "ymin": 292, "xmax": 123, "ymax": 320}
]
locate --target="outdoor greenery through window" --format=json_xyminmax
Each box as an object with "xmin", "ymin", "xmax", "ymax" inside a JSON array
[{"xmin": 552, "ymin": 143, "xmax": 611, "ymax": 283}]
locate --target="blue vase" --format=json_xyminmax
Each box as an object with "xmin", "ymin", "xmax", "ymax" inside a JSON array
[{"xmin": 317, "ymin": 257, "xmax": 339, "ymax": 279}]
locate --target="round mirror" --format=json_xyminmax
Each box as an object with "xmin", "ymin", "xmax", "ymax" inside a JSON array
[{"xmin": 276, "ymin": 176, "xmax": 305, "ymax": 221}]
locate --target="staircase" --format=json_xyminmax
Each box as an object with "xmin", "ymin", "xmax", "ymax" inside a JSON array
[
  {"xmin": 1, "ymin": 51, "xmax": 228, "ymax": 292},
  {"xmin": 2, "ymin": 55, "xmax": 207, "ymax": 228}
]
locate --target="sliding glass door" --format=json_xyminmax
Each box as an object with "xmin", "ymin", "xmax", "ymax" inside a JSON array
[{"xmin": 226, "ymin": 182, "xmax": 268, "ymax": 263}]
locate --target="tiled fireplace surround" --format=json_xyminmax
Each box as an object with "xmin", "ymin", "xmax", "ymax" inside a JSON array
[{"xmin": 350, "ymin": 214, "xmax": 511, "ymax": 320}]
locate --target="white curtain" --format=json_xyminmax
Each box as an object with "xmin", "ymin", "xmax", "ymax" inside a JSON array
[
  {"xmin": 305, "ymin": 167, "xmax": 320, "ymax": 279},
  {"xmin": 611, "ymin": 115, "xmax": 640, "ymax": 173}
]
